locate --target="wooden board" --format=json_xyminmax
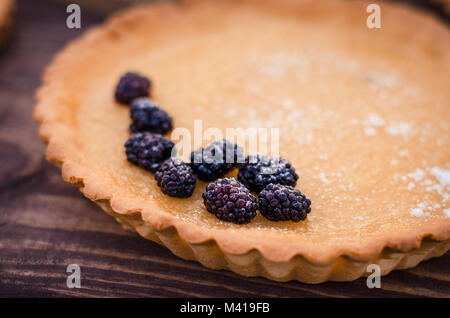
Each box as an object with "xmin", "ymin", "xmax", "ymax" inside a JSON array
[{"xmin": 0, "ymin": 0, "xmax": 449, "ymax": 298}]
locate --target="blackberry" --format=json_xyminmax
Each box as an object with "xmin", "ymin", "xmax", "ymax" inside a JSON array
[
  {"xmin": 125, "ymin": 132, "xmax": 174, "ymax": 172},
  {"xmin": 202, "ymin": 178, "xmax": 258, "ymax": 224},
  {"xmin": 130, "ymin": 97, "xmax": 173, "ymax": 135},
  {"xmin": 115, "ymin": 72, "xmax": 151, "ymax": 104},
  {"xmin": 155, "ymin": 158, "xmax": 196, "ymax": 198},
  {"xmin": 190, "ymin": 139, "xmax": 243, "ymax": 181},
  {"xmin": 237, "ymin": 155, "xmax": 298, "ymax": 193},
  {"xmin": 258, "ymin": 184, "xmax": 311, "ymax": 222}
]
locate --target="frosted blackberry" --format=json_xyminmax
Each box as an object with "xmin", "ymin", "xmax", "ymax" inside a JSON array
[
  {"xmin": 130, "ymin": 97, "xmax": 173, "ymax": 135},
  {"xmin": 202, "ymin": 178, "xmax": 258, "ymax": 224},
  {"xmin": 258, "ymin": 184, "xmax": 311, "ymax": 222},
  {"xmin": 125, "ymin": 132, "xmax": 174, "ymax": 173},
  {"xmin": 237, "ymin": 155, "xmax": 298, "ymax": 193},
  {"xmin": 115, "ymin": 72, "xmax": 151, "ymax": 104},
  {"xmin": 190, "ymin": 139, "xmax": 243, "ymax": 181},
  {"xmin": 155, "ymin": 158, "xmax": 196, "ymax": 198}
]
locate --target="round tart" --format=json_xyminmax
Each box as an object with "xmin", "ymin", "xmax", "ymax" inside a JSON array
[
  {"xmin": 34, "ymin": 0, "xmax": 450, "ymax": 283},
  {"xmin": 0, "ymin": 0, "xmax": 14, "ymax": 49}
]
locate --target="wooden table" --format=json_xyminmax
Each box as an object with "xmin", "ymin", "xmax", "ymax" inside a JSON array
[{"xmin": 0, "ymin": 0, "xmax": 449, "ymax": 298}]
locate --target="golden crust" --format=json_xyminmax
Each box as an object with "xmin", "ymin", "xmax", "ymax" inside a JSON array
[
  {"xmin": 0, "ymin": 0, "xmax": 14, "ymax": 48},
  {"xmin": 34, "ymin": 0, "xmax": 450, "ymax": 282}
]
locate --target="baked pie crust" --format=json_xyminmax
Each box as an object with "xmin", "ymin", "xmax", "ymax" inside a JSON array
[
  {"xmin": 0, "ymin": 0, "xmax": 14, "ymax": 48},
  {"xmin": 34, "ymin": 0, "xmax": 450, "ymax": 283}
]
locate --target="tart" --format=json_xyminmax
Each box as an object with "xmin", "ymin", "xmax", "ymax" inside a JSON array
[
  {"xmin": 0, "ymin": 0, "xmax": 14, "ymax": 49},
  {"xmin": 34, "ymin": 0, "xmax": 450, "ymax": 283}
]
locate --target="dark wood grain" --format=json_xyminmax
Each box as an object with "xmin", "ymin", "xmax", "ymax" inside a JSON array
[{"xmin": 0, "ymin": 0, "xmax": 449, "ymax": 298}]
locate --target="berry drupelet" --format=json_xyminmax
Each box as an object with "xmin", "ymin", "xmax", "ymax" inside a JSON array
[
  {"xmin": 130, "ymin": 97, "xmax": 173, "ymax": 135},
  {"xmin": 115, "ymin": 72, "xmax": 151, "ymax": 105},
  {"xmin": 155, "ymin": 158, "xmax": 197, "ymax": 198},
  {"xmin": 190, "ymin": 139, "xmax": 244, "ymax": 181},
  {"xmin": 237, "ymin": 155, "xmax": 298, "ymax": 193},
  {"xmin": 125, "ymin": 132, "xmax": 174, "ymax": 173},
  {"xmin": 258, "ymin": 184, "xmax": 311, "ymax": 222},
  {"xmin": 202, "ymin": 178, "xmax": 258, "ymax": 224}
]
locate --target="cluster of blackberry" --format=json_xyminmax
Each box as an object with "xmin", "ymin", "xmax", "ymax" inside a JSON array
[
  {"xmin": 203, "ymin": 178, "xmax": 311, "ymax": 224},
  {"xmin": 116, "ymin": 72, "xmax": 195, "ymax": 198},
  {"xmin": 115, "ymin": 72, "xmax": 311, "ymax": 224}
]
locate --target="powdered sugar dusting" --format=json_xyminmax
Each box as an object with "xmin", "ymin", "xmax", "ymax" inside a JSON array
[
  {"xmin": 408, "ymin": 169, "xmax": 425, "ymax": 182},
  {"xmin": 253, "ymin": 51, "xmax": 310, "ymax": 82},
  {"xmin": 386, "ymin": 122, "xmax": 412, "ymax": 136},
  {"xmin": 364, "ymin": 127, "xmax": 376, "ymax": 136},
  {"xmin": 318, "ymin": 172, "xmax": 330, "ymax": 184},
  {"xmin": 363, "ymin": 113, "xmax": 384, "ymax": 136},
  {"xmin": 398, "ymin": 150, "xmax": 409, "ymax": 157},
  {"xmin": 430, "ymin": 167, "xmax": 450, "ymax": 187},
  {"xmin": 365, "ymin": 113, "xmax": 385, "ymax": 127},
  {"xmin": 444, "ymin": 209, "xmax": 450, "ymax": 217},
  {"xmin": 410, "ymin": 207, "xmax": 424, "ymax": 217},
  {"xmin": 402, "ymin": 166, "xmax": 450, "ymax": 218},
  {"xmin": 365, "ymin": 70, "xmax": 399, "ymax": 88}
]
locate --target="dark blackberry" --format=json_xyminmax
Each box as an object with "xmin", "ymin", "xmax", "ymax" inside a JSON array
[
  {"xmin": 237, "ymin": 155, "xmax": 298, "ymax": 193},
  {"xmin": 190, "ymin": 139, "xmax": 243, "ymax": 181},
  {"xmin": 115, "ymin": 72, "xmax": 151, "ymax": 104},
  {"xmin": 258, "ymin": 184, "xmax": 311, "ymax": 222},
  {"xmin": 125, "ymin": 132, "xmax": 174, "ymax": 173},
  {"xmin": 202, "ymin": 178, "xmax": 258, "ymax": 224},
  {"xmin": 130, "ymin": 97, "xmax": 173, "ymax": 135},
  {"xmin": 155, "ymin": 158, "xmax": 196, "ymax": 198}
]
